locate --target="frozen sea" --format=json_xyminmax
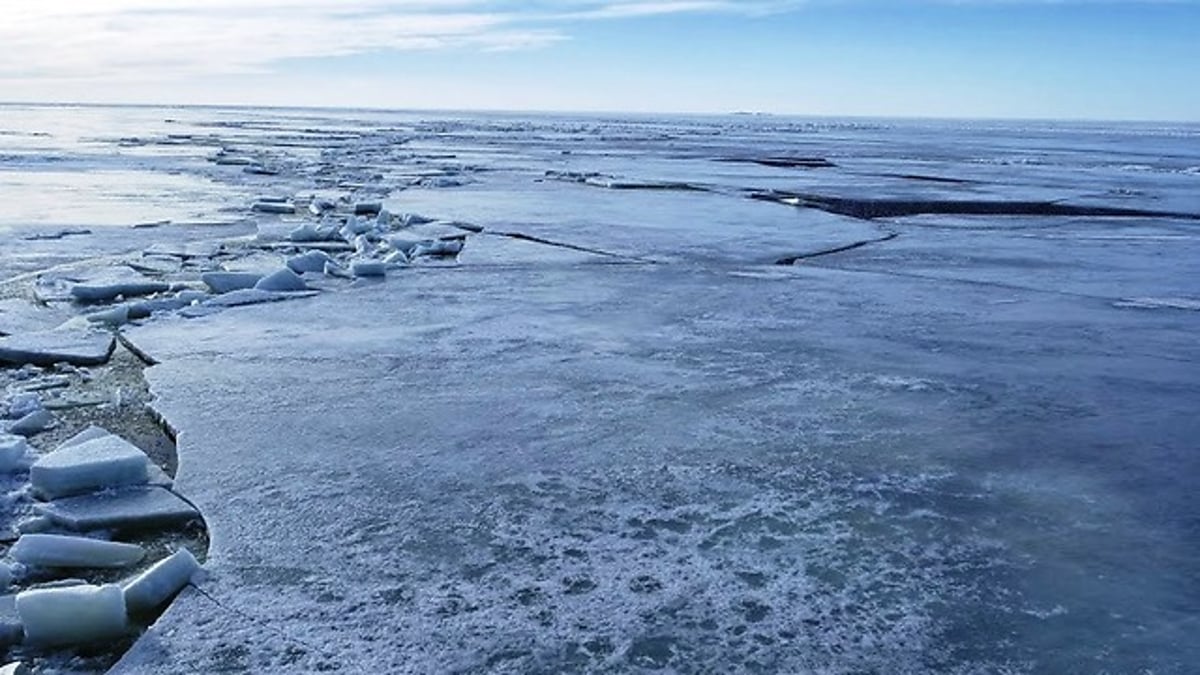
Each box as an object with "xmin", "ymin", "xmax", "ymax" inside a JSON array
[{"xmin": 2, "ymin": 104, "xmax": 1199, "ymax": 673}]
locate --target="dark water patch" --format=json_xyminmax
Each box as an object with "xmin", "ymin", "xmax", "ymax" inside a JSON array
[
  {"xmin": 752, "ymin": 191, "xmax": 1200, "ymax": 221},
  {"xmin": 718, "ymin": 157, "xmax": 837, "ymax": 169}
]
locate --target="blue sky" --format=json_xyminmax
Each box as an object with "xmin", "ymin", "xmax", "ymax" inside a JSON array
[{"xmin": 1, "ymin": 1, "xmax": 1197, "ymax": 120}]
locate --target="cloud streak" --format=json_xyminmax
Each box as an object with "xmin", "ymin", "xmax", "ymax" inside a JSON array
[{"xmin": 0, "ymin": 1, "xmax": 797, "ymax": 83}]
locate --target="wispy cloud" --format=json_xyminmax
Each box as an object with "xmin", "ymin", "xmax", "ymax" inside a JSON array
[{"xmin": 0, "ymin": 1, "xmax": 795, "ymax": 83}]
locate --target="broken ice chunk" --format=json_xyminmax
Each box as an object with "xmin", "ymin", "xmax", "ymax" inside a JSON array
[
  {"xmin": 201, "ymin": 272, "xmax": 263, "ymax": 294},
  {"xmin": 413, "ymin": 239, "xmax": 465, "ymax": 258},
  {"xmin": 11, "ymin": 534, "xmax": 145, "ymax": 569},
  {"xmin": 0, "ymin": 434, "xmax": 29, "ymax": 472},
  {"xmin": 354, "ymin": 201, "xmax": 382, "ymax": 215},
  {"xmin": 0, "ymin": 564, "xmax": 12, "ymax": 591},
  {"xmin": 5, "ymin": 393, "xmax": 41, "ymax": 420},
  {"xmin": 17, "ymin": 583, "xmax": 128, "ymax": 646},
  {"xmin": 0, "ymin": 330, "xmax": 115, "ymax": 367},
  {"xmin": 0, "ymin": 595, "xmax": 21, "ymax": 648},
  {"xmin": 286, "ymin": 250, "xmax": 333, "ymax": 275},
  {"xmin": 70, "ymin": 281, "xmax": 170, "ymax": 303},
  {"xmin": 122, "ymin": 549, "xmax": 201, "ymax": 615},
  {"xmin": 351, "ymin": 261, "xmax": 387, "ymax": 278},
  {"xmin": 7, "ymin": 410, "xmax": 56, "ymax": 438},
  {"xmin": 30, "ymin": 434, "xmax": 150, "ymax": 499},
  {"xmin": 35, "ymin": 487, "xmax": 198, "ymax": 531},
  {"xmin": 252, "ymin": 201, "xmax": 294, "ymax": 215},
  {"xmin": 288, "ymin": 222, "xmax": 332, "ymax": 243},
  {"xmin": 0, "ymin": 662, "xmax": 30, "ymax": 675},
  {"xmin": 254, "ymin": 268, "xmax": 309, "ymax": 292},
  {"xmin": 341, "ymin": 215, "xmax": 372, "ymax": 238}
]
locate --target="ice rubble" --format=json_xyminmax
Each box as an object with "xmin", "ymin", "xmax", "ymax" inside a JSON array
[{"xmin": 0, "ymin": 423, "xmax": 204, "ymax": 649}]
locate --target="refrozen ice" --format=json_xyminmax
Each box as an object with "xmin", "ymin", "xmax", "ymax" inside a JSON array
[
  {"xmin": 286, "ymin": 251, "xmax": 333, "ymax": 275},
  {"xmin": 254, "ymin": 268, "xmax": 308, "ymax": 292},
  {"xmin": 201, "ymin": 272, "xmax": 262, "ymax": 294},
  {"xmin": 16, "ymin": 583, "xmax": 128, "ymax": 646},
  {"xmin": 34, "ymin": 487, "xmax": 199, "ymax": 531},
  {"xmin": 0, "ymin": 330, "xmax": 115, "ymax": 367},
  {"xmin": 11, "ymin": 534, "xmax": 145, "ymax": 569},
  {"xmin": 30, "ymin": 434, "xmax": 151, "ymax": 499},
  {"xmin": 122, "ymin": 549, "xmax": 201, "ymax": 615}
]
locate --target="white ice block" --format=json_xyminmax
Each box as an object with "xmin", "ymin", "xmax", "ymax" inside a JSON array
[
  {"xmin": 16, "ymin": 584, "xmax": 128, "ymax": 646},
  {"xmin": 11, "ymin": 534, "xmax": 145, "ymax": 569},
  {"xmin": 0, "ymin": 662, "xmax": 30, "ymax": 675},
  {"xmin": 122, "ymin": 549, "xmax": 201, "ymax": 615},
  {"xmin": 30, "ymin": 434, "xmax": 150, "ymax": 498},
  {"xmin": 0, "ymin": 434, "xmax": 28, "ymax": 472},
  {"xmin": 254, "ymin": 268, "xmax": 308, "ymax": 292}
]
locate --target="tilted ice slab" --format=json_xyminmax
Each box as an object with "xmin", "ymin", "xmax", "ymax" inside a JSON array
[
  {"xmin": 122, "ymin": 549, "xmax": 201, "ymax": 615},
  {"xmin": 201, "ymin": 272, "xmax": 262, "ymax": 294},
  {"xmin": 11, "ymin": 534, "xmax": 145, "ymax": 569},
  {"xmin": 70, "ymin": 280, "xmax": 171, "ymax": 304},
  {"xmin": 0, "ymin": 330, "xmax": 115, "ymax": 367},
  {"xmin": 254, "ymin": 268, "xmax": 308, "ymax": 292},
  {"xmin": 17, "ymin": 583, "xmax": 128, "ymax": 646},
  {"xmin": 30, "ymin": 433, "xmax": 151, "ymax": 499},
  {"xmin": 34, "ymin": 487, "xmax": 198, "ymax": 531}
]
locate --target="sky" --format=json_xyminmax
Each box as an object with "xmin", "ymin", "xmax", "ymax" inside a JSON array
[{"xmin": 1, "ymin": 0, "xmax": 1197, "ymax": 120}]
